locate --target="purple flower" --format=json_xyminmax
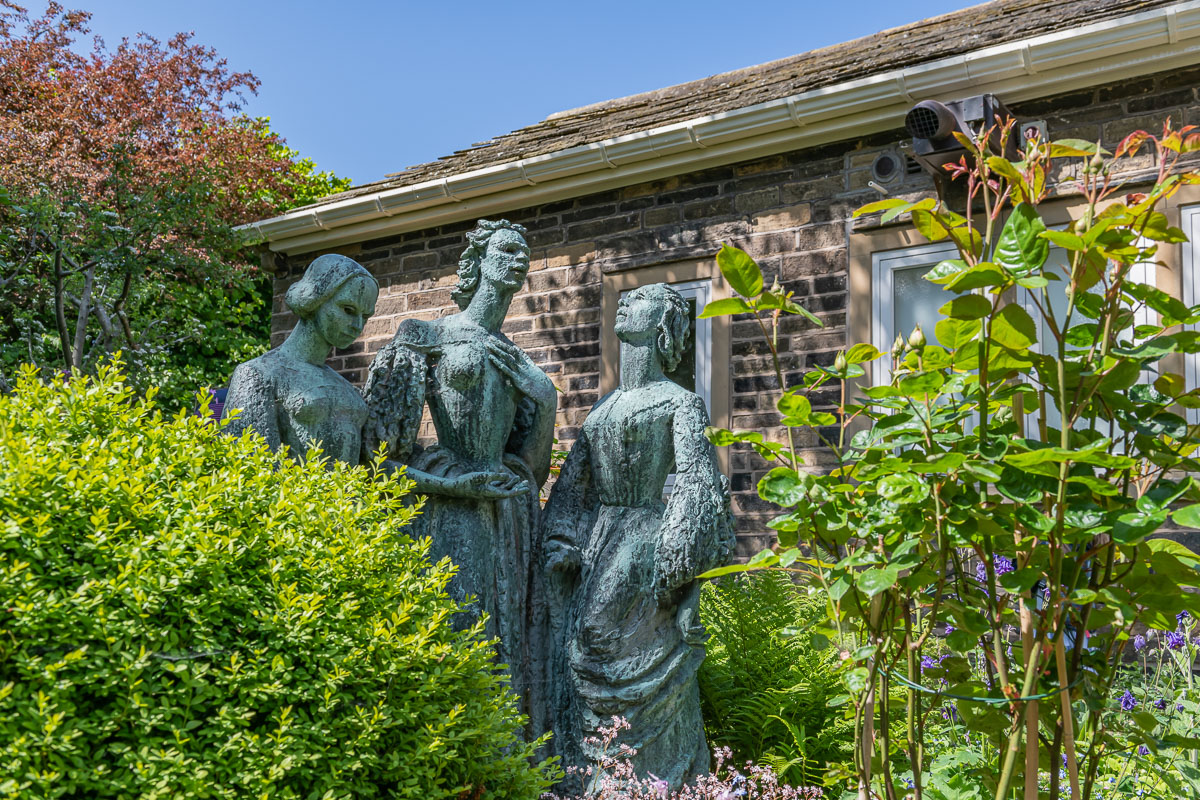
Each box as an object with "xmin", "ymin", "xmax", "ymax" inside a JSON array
[
  {"xmin": 1167, "ymin": 631, "xmax": 1187, "ymax": 651},
  {"xmin": 976, "ymin": 556, "xmax": 1015, "ymax": 585},
  {"xmin": 1179, "ymin": 703, "xmax": 1186, "ymax": 712},
  {"xmin": 1155, "ymin": 698, "xmax": 1168, "ymax": 711},
  {"xmin": 1138, "ymin": 745, "xmax": 1150, "ymax": 755},
  {"xmin": 944, "ymin": 625, "xmax": 955, "ymax": 635},
  {"xmin": 921, "ymin": 656, "xmax": 938, "ymax": 671},
  {"xmin": 1133, "ymin": 634, "xmax": 1147, "ymax": 652},
  {"xmin": 1121, "ymin": 690, "xmax": 1138, "ymax": 712},
  {"xmin": 1179, "ymin": 610, "xmax": 1191, "ymax": 626}
]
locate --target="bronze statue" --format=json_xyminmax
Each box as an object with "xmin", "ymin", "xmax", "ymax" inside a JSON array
[
  {"xmin": 223, "ymin": 252, "xmax": 519, "ymax": 506},
  {"xmin": 361, "ymin": 220, "xmax": 557, "ymax": 728},
  {"xmin": 543, "ymin": 283, "xmax": 735, "ymax": 792}
]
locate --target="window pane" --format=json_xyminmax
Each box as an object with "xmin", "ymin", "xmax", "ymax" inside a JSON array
[
  {"xmin": 1043, "ymin": 247, "xmax": 1087, "ymax": 340},
  {"xmin": 893, "ymin": 265, "xmax": 946, "ymax": 348},
  {"xmin": 664, "ymin": 296, "xmax": 697, "ymax": 393}
]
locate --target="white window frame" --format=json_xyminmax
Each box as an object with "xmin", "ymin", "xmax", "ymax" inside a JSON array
[
  {"xmin": 871, "ymin": 241, "xmax": 959, "ymax": 386},
  {"xmin": 1183, "ymin": 204, "xmax": 1200, "ymax": 424},
  {"xmin": 1016, "ymin": 237, "xmax": 1156, "ymax": 438}
]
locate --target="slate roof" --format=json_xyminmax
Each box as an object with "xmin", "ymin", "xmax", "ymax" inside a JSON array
[{"xmin": 300, "ymin": 0, "xmax": 1177, "ymax": 212}]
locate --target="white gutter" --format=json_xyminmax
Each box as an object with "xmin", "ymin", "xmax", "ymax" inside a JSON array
[{"xmin": 250, "ymin": 2, "xmax": 1200, "ymax": 254}]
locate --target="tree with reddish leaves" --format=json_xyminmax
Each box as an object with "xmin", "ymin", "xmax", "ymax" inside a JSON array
[{"xmin": 0, "ymin": 2, "xmax": 348, "ymax": 406}]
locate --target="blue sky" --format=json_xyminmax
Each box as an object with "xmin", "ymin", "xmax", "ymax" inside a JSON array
[{"xmin": 80, "ymin": 1, "xmax": 971, "ymax": 186}]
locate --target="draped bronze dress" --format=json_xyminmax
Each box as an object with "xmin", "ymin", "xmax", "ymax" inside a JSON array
[{"xmin": 543, "ymin": 381, "xmax": 734, "ymax": 792}]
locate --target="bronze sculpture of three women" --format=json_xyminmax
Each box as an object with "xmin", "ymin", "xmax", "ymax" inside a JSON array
[{"xmin": 224, "ymin": 220, "xmax": 733, "ymax": 792}]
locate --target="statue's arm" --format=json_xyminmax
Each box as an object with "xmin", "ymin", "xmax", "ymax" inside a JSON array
[
  {"xmin": 542, "ymin": 429, "xmax": 596, "ymax": 574},
  {"xmin": 654, "ymin": 393, "xmax": 736, "ymax": 600},
  {"xmin": 223, "ymin": 362, "xmax": 282, "ymax": 452},
  {"xmin": 361, "ymin": 323, "xmax": 428, "ymax": 464},
  {"xmin": 506, "ymin": 356, "xmax": 558, "ymax": 488}
]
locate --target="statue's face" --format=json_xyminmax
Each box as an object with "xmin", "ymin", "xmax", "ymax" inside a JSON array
[
  {"xmin": 614, "ymin": 286, "xmax": 661, "ymax": 345},
  {"xmin": 315, "ymin": 275, "xmax": 378, "ymax": 349},
  {"xmin": 480, "ymin": 228, "xmax": 531, "ymax": 292}
]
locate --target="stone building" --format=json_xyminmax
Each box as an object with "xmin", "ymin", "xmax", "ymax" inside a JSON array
[{"xmin": 249, "ymin": 0, "xmax": 1200, "ymax": 556}]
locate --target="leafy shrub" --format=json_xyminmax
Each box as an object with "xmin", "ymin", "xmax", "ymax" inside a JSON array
[
  {"xmin": 700, "ymin": 122, "xmax": 1200, "ymax": 799},
  {"xmin": 0, "ymin": 364, "xmax": 554, "ymax": 799},
  {"xmin": 698, "ymin": 572, "xmax": 852, "ymax": 786}
]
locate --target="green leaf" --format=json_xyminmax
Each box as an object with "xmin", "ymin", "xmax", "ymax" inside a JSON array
[
  {"xmin": 1112, "ymin": 509, "xmax": 1168, "ymax": 544},
  {"xmin": 698, "ymin": 297, "xmax": 754, "ymax": 318},
  {"xmin": 935, "ymin": 317, "xmax": 982, "ymax": 350},
  {"xmin": 947, "ymin": 223, "xmax": 983, "ymax": 258},
  {"xmin": 990, "ymin": 304, "xmax": 1038, "ymax": 350},
  {"xmin": 911, "ymin": 208, "xmax": 949, "ymax": 242},
  {"xmin": 898, "ymin": 370, "xmax": 945, "ymax": 396},
  {"xmin": 947, "ymin": 263, "xmax": 1009, "ymax": 292},
  {"xmin": 856, "ymin": 565, "xmax": 899, "ymax": 598},
  {"xmin": 1174, "ymin": 504, "xmax": 1200, "ymax": 529},
  {"xmin": 924, "ymin": 258, "xmax": 969, "ymax": 285},
  {"xmin": 716, "ymin": 243, "xmax": 763, "ymax": 298},
  {"xmin": 994, "ymin": 203, "xmax": 1048, "ymax": 276},
  {"xmin": 986, "ymin": 156, "xmax": 1030, "ymax": 199},
  {"xmin": 758, "ymin": 467, "xmax": 808, "ymax": 507},
  {"xmin": 946, "ymin": 631, "xmax": 978, "ymax": 652},
  {"xmin": 777, "ymin": 392, "xmax": 812, "ymax": 422},
  {"xmin": 1040, "ymin": 230, "xmax": 1086, "ymax": 251},
  {"xmin": 844, "ymin": 667, "xmax": 871, "ymax": 693},
  {"xmin": 1049, "ymin": 139, "xmax": 1110, "ymax": 157},
  {"xmin": 877, "ymin": 472, "xmax": 929, "ymax": 504},
  {"xmin": 853, "ymin": 197, "xmax": 910, "ymax": 217},
  {"xmin": 938, "ymin": 294, "xmax": 992, "ymax": 320},
  {"xmin": 845, "ymin": 343, "xmax": 882, "ymax": 364}
]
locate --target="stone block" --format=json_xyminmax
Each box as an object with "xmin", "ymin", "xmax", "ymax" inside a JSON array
[
  {"xmin": 683, "ymin": 197, "xmax": 736, "ymax": 220},
  {"xmin": 540, "ymin": 242, "xmax": 597, "ymax": 269},
  {"xmin": 751, "ymin": 204, "xmax": 811, "ymax": 232},
  {"xmin": 1127, "ymin": 88, "xmax": 1196, "ymax": 115},
  {"xmin": 644, "ymin": 206, "xmax": 683, "ymax": 227},
  {"xmin": 402, "ymin": 252, "xmax": 439, "ymax": 272},
  {"xmin": 567, "ymin": 213, "xmax": 640, "ymax": 240},
  {"xmin": 734, "ymin": 187, "xmax": 780, "ymax": 215},
  {"xmin": 734, "ymin": 155, "xmax": 787, "ymax": 176},
  {"xmin": 795, "ymin": 222, "xmax": 845, "ymax": 252}
]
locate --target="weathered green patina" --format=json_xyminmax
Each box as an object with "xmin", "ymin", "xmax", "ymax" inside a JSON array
[
  {"xmin": 361, "ymin": 220, "xmax": 557, "ymax": 732},
  {"xmin": 543, "ymin": 283, "xmax": 735, "ymax": 793},
  {"xmin": 223, "ymin": 253, "xmax": 522, "ymax": 499}
]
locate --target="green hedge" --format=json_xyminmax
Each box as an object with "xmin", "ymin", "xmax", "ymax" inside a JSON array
[{"xmin": 0, "ymin": 364, "xmax": 553, "ymax": 799}]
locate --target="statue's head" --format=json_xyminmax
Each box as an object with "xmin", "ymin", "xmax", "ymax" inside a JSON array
[
  {"xmin": 614, "ymin": 283, "xmax": 690, "ymax": 372},
  {"xmin": 451, "ymin": 219, "xmax": 531, "ymax": 310},
  {"xmin": 285, "ymin": 254, "xmax": 379, "ymax": 349}
]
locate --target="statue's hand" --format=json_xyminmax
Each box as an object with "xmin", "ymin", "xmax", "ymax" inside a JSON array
[
  {"xmin": 545, "ymin": 540, "xmax": 581, "ymax": 574},
  {"xmin": 445, "ymin": 470, "xmax": 530, "ymax": 500},
  {"xmin": 485, "ymin": 338, "xmax": 555, "ymax": 407}
]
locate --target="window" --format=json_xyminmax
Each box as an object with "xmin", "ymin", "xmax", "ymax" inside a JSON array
[
  {"xmin": 1183, "ymin": 204, "xmax": 1200, "ymax": 424},
  {"xmin": 870, "ymin": 241, "xmax": 959, "ymax": 385},
  {"xmin": 1016, "ymin": 237, "xmax": 1156, "ymax": 437}
]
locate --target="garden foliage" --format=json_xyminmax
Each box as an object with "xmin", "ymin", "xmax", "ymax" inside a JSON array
[
  {"xmin": 699, "ymin": 572, "xmax": 853, "ymax": 786},
  {"xmin": 701, "ymin": 121, "xmax": 1200, "ymax": 799},
  {"xmin": 0, "ymin": 3, "xmax": 347, "ymax": 407},
  {"xmin": 0, "ymin": 364, "xmax": 554, "ymax": 799}
]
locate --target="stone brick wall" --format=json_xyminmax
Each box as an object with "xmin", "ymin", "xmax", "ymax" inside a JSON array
[{"xmin": 270, "ymin": 65, "xmax": 1200, "ymax": 558}]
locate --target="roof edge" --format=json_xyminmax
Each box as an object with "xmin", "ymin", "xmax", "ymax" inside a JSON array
[{"xmin": 246, "ymin": 1, "xmax": 1200, "ymax": 255}]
